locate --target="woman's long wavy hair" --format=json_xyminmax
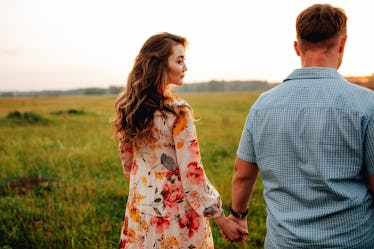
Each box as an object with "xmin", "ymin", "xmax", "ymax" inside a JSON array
[{"xmin": 113, "ymin": 32, "xmax": 188, "ymax": 148}]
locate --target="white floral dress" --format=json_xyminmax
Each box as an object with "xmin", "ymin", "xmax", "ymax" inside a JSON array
[{"xmin": 118, "ymin": 95, "xmax": 223, "ymax": 249}]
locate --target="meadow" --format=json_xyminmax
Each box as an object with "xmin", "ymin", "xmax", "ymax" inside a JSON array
[{"xmin": 0, "ymin": 92, "xmax": 266, "ymax": 249}]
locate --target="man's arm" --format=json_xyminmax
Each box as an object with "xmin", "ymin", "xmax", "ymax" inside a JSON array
[
  {"xmin": 228, "ymin": 157, "xmax": 259, "ymax": 244},
  {"xmin": 231, "ymin": 157, "xmax": 259, "ymax": 214}
]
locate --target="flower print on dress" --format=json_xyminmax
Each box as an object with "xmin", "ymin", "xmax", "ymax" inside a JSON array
[
  {"xmin": 158, "ymin": 234, "xmax": 180, "ymax": 249},
  {"xmin": 189, "ymin": 139, "xmax": 200, "ymax": 158},
  {"xmin": 150, "ymin": 216, "xmax": 170, "ymax": 234},
  {"xmin": 119, "ymin": 216, "xmax": 145, "ymax": 249},
  {"xmin": 161, "ymin": 180, "xmax": 185, "ymax": 215},
  {"xmin": 155, "ymin": 171, "xmax": 166, "ymax": 179},
  {"xmin": 130, "ymin": 184, "xmax": 145, "ymax": 205},
  {"xmin": 161, "ymin": 153, "xmax": 178, "ymax": 171},
  {"xmin": 179, "ymin": 209, "xmax": 200, "ymax": 238},
  {"xmin": 172, "ymin": 111, "xmax": 187, "ymax": 136},
  {"xmin": 128, "ymin": 205, "xmax": 141, "ymax": 223},
  {"xmin": 186, "ymin": 161, "xmax": 205, "ymax": 185},
  {"xmin": 166, "ymin": 169, "xmax": 181, "ymax": 182}
]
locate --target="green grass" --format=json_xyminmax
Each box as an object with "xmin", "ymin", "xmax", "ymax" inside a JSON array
[{"xmin": 0, "ymin": 93, "xmax": 266, "ymax": 249}]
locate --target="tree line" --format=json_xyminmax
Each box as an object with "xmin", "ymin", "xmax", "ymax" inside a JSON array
[
  {"xmin": 2, "ymin": 76, "xmax": 371, "ymax": 98},
  {"xmin": 0, "ymin": 80, "xmax": 277, "ymax": 97}
]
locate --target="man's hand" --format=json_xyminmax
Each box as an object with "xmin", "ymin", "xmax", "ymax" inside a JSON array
[
  {"xmin": 215, "ymin": 214, "xmax": 248, "ymax": 244},
  {"xmin": 228, "ymin": 214, "xmax": 248, "ymax": 245}
]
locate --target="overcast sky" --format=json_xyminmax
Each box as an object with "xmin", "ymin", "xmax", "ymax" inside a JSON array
[{"xmin": 0, "ymin": 0, "xmax": 373, "ymax": 91}]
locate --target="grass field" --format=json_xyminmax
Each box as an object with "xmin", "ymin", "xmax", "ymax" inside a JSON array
[{"xmin": 0, "ymin": 92, "xmax": 266, "ymax": 249}]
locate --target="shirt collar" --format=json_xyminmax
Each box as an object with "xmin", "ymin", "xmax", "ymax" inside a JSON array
[{"xmin": 283, "ymin": 67, "xmax": 343, "ymax": 83}]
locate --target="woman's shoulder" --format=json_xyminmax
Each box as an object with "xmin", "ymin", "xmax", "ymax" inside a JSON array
[
  {"xmin": 165, "ymin": 95, "xmax": 191, "ymax": 111},
  {"xmin": 164, "ymin": 95, "xmax": 194, "ymax": 123},
  {"xmin": 168, "ymin": 95, "xmax": 189, "ymax": 107}
]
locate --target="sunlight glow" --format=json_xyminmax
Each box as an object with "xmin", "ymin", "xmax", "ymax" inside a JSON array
[{"xmin": 0, "ymin": 0, "xmax": 373, "ymax": 91}]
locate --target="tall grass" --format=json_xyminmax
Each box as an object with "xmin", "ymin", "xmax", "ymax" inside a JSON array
[{"xmin": 0, "ymin": 93, "xmax": 266, "ymax": 249}]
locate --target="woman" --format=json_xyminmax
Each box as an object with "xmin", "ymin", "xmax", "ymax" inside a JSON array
[{"xmin": 113, "ymin": 32, "xmax": 246, "ymax": 248}]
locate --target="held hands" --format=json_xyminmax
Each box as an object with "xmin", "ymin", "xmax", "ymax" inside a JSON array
[
  {"xmin": 227, "ymin": 214, "xmax": 248, "ymax": 245},
  {"xmin": 214, "ymin": 214, "xmax": 248, "ymax": 245}
]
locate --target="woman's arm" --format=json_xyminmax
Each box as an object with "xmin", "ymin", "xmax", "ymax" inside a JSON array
[{"xmin": 172, "ymin": 106, "xmax": 223, "ymax": 218}]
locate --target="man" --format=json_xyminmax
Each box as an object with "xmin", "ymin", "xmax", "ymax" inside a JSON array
[{"xmin": 229, "ymin": 4, "xmax": 374, "ymax": 248}]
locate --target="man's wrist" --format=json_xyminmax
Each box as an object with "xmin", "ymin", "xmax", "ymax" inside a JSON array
[{"xmin": 229, "ymin": 207, "xmax": 248, "ymax": 219}]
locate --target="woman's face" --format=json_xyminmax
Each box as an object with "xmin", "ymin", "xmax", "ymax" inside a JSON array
[{"xmin": 166, "ymin": 44, "xmax": 187, "ymax": 86}]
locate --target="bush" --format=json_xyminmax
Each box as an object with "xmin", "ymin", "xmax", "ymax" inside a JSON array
[
  {"xmin": 67, "ymin": 109, "xmax": 85, "ymax": 115},
  {"xmin": 4, "ymin": 111, "xmax": 48, "ymax": 124},
  {"xmin": 6, "ymin": 111, "xmax": 22, "ymax": 119},
  {"xmin": 51, "ymin": 109, "xmax": 85, "ymax": 115}
]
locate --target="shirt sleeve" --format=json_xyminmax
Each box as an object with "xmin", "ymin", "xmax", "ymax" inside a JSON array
[
  {"xmin": 172, "ymin": 106, "xmax": 223, "ymax": 218},
  {"xmin": 365, "ymin": 115, "xmax": 374, "ymax": 175},
  {"xmin": 118, "ymin": 142, "xmax": 134, "ymax": 180},
  {"xmin": 237, "ymin": 110, "xmax": 257, "ymax": 163}
]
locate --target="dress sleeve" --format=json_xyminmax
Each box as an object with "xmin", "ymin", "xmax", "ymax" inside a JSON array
[
  {"xmin": 118, "ymin": 142, "xmax": 134, "ymax": 180},
  {"xmin": 172, "ymin": 106, "xmax": 224, "ymax": 218}
]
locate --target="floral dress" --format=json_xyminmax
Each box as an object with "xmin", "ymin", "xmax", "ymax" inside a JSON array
[{"xmin": 118, "ymin": 95, "xmax": 223, "ymax": 249}]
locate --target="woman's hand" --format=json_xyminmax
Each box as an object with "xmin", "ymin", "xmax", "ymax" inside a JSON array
[
  {"xmin": 214, "ymin": 214, "xmax": 248, "ymax": 244},
  {"xmin": 228, "ymin": 214, "xmax": 248, "ymax": 245}
]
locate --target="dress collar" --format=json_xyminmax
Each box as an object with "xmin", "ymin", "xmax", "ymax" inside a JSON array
[{"xmin": 164, "ymin": 92, "xmax": 187, "ymax": 107}]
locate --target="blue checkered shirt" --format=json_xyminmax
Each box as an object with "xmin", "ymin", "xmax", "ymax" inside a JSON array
[{"xmin": 237, "ymin": 68, "xmax": 374, "ymax": 248}]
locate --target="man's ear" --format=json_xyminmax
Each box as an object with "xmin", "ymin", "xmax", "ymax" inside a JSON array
[
  {"xmin": 339, "ymin": 35, "xmax": 347, "ymax": 53},
  {"xmin": 294, "ymin": 40, "xmax": 301, "ymax": 56}
]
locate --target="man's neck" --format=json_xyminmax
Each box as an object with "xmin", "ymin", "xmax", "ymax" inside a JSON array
[
  {"xmin": 301, "ymin": 49, "xmax": 340, "ymax": 69},
  {"xmin": 300, "ymin": 48, "xmax": 341, "ymax": 69}
]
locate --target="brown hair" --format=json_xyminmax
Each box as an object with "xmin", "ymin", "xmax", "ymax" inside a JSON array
[
  {"xmin": 296, "ymin": 4, "xmax": 347, "ymax": 51},
  {"xmin": 113, "ymin": 32, "xmax": 188, "ymax": 148}
]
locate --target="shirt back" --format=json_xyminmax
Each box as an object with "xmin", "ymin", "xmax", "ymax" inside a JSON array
[{"xmin": 237, "ymin": 68, "xmax": 374, "ymax": 248}]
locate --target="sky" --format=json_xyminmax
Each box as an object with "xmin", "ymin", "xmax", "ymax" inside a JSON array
[{"xmin": 0, "ymin": 0, "xmax": 373, "ymax": 91}]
